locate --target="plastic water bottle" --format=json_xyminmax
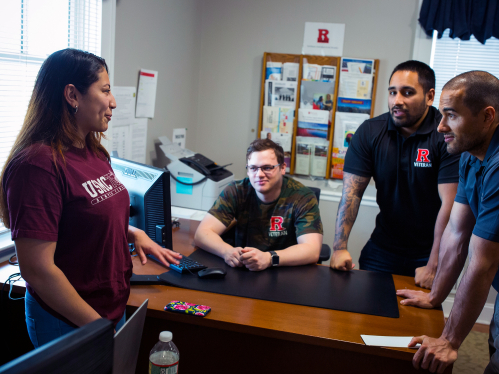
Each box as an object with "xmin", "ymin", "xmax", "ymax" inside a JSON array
[{"xmin": 149, "ymin": 331, "xmax": 179, "ymax": 374}]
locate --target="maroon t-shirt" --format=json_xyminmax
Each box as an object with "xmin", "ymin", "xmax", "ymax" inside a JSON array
[{"xmin": 3, "ymin": 144, "xmax": 132, "ymax": 327}]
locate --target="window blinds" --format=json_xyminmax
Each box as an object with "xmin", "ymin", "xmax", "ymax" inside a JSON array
[
  {"xmin": 430, "ymin": 29, "xmax": 499, "ymax": 108},
  {"xmin": 0, "ymin": 0, "xmax": 101, "ymax": 233}
]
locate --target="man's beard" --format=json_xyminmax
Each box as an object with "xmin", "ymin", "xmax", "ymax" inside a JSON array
[{"xmin": 390, "ymin": 99, "xmax": 427, "ymax": 128}]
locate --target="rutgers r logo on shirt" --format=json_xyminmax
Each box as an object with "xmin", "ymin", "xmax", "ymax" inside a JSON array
[
  {"xmin": 269, "ymin": 216, "xmax": 288, "ymax": 237},
  {"xmin": 82, "ymin": 171, "xmax": 126, "ymax": 205},
  {"xmin": 414, "ymin": 149, "xmax": 432, "ymax": 168}
]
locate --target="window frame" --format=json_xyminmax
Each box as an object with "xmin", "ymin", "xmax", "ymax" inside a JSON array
[{"xmin": 0, "ymin": 0, "xmax": 116, "ymax": 255}]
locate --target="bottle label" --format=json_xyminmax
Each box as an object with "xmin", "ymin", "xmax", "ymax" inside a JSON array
[{"xmin": 149, "ymin": 361, "xmax": 178, "ymax": 374}]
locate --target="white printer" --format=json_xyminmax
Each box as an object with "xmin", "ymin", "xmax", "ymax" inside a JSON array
[
  {"xmin": 165, "ymin": 151, "xmax": 234, "ymax": 211},
  {"xmin": 167, "ymin": 154, "xmax": 234, "ymax": 211}
]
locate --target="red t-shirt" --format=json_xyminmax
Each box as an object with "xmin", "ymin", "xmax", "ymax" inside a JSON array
[{"xmin": 3, "ymin": 144, "xmax": 132, "ymax": 326}]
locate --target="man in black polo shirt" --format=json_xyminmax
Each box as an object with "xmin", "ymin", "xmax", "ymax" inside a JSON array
[
  {"xmin": 397, "ymin": 71, "xmax": 499, "ymax": 373},
  {"xmin": 330, "ymin": 61, "xmax": 460, "ymax": 288}
]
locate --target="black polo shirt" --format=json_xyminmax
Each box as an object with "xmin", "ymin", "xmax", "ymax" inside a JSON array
[
  {"xmin": 344, "ymin": 106, "xmax": 460, "ymax": 257},
  {"xmin": 454, "ymin": 126, "xmax": 499, "ymax": 291}
]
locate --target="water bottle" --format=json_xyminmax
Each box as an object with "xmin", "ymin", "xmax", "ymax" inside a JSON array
[{"xmin": 149, "ymin": 331, "xmax": 179, "ymax": 374}]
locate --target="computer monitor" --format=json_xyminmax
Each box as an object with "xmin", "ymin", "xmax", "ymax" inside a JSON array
[
  {"xmin": 110, "ymin": 157, "xmax": 173, "ymax": 251},
  {"xmin": 0, "ymin": 319, "xmax": 114, "ymax": 374}
]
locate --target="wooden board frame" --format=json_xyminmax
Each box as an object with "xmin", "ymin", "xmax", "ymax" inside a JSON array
[{"xmin": 258, "ymin": 53, "xmax": 379, "ymax": 179}]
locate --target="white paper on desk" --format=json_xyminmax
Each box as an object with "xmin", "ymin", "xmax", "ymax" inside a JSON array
[
  {"xmin": 111, "ymin": 125, "xmax": 131, "ymax": 159},
  {"xmin": 112, "ymin": 86, "xmax": 136, "ymax": 127},
  {"xmin": 130, "ymin": 118, "xmax": 148, "ymax": 163},
  {"xmin": 136, "ymin": 69, "xmax": 158, "ymax": 118},
  {"xmin": 361, "ymin": 335, "xmax": 420, "ymax": 348}
]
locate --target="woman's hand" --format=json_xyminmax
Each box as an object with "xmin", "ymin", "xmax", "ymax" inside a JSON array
[{"xmin": 130, "ymin": 227, "xmax": 182, "ymax": 268}]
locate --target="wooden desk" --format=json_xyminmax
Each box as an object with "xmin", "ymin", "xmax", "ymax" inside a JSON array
[
  {"xmin": 130, "ymin": 219, "xmax": 450, "ymax": 374},
  {"xmin": 0, "ymin": 219, "xmax": 450, "ymax": 373}
]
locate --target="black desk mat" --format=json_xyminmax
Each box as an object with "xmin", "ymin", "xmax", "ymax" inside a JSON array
[{"xmin": 158, "ymin": 250, "xmax": 399, "ymax": 318}]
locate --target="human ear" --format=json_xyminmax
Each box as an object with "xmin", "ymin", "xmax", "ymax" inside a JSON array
[
  {"xmin": 63, "ymin": 84, "xmax": 79, "ymax": 109},
  {"xmin": 426, "ymin": 88, "xmax": 435, "ymax": 106},
  {"xmin": 483, "ymin": 106, "xmax": 496, "ymax": 128}
]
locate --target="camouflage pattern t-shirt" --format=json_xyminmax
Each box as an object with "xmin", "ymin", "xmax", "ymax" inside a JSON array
[{"xmin": 208, "ymin": 176, "xmax": 323, "ymax": 252}]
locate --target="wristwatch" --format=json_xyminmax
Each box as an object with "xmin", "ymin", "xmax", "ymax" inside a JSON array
[{"xmin": 269, "ymin": 251, "xmax": 279, "ymax": 267}]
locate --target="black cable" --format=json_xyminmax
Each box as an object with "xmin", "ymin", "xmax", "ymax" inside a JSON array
[
  {"xmin": 1, "ymin": 273, "xmax": 24, "ymax": 304},
  {"xmin": 9, "ymin": 254, "xmax": 18, "ymax": 266},
  {"xmin": 166, "ymin": 168, "xmax": 208, "ymax": 186}
]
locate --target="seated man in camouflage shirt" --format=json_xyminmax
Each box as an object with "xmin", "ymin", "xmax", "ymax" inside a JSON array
[{"xmin": 194, "ymin": 139, "xmax": 323, "ymax": 271}]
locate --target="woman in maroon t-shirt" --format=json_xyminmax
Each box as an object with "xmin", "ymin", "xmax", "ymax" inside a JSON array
[{"xmin": 0, "ymin": 49, "xmax": 181, "ymax": 348}]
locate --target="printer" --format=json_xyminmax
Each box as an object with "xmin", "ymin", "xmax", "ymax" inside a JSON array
[{"xmin": 160, "ymin": 138, "xmax": 234, "ymax": 210}]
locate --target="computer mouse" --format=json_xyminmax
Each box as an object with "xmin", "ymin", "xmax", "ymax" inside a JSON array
[{"xmin": 197, "ymin": 267, "xmax": 227, "ymax": 279}]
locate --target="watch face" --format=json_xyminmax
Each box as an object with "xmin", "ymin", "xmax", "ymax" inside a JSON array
[{"xmin": 272, "ymin": 253, "xmax": 279, "ymax": 266}]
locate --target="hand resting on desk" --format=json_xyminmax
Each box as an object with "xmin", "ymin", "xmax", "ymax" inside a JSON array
[
  {"xmin": 194, "ymin": 213, "xmax": 322, "ymax": 271},
  {"xmin": 223, "ymin": 247, "xmax": 244, "ymax": 267},
  {"xmin": 129, "ymin": 226, "xmax": 182, "ymax": 268},
  {"xmin": 240, "ymin": 247, "xmax": 271, "ymax": 271},
  {"xmin": 330, "ymin": 249, "xmax": 355, "ymax": 271},
  {"xmin": 396, "ymin": 289, "xmax": 437, "ymax": 309}
]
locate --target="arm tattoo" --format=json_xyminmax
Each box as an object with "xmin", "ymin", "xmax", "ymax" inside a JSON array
[{"xmin": 333, "ymin": 172, "xmax": 370, "ymax": 251}]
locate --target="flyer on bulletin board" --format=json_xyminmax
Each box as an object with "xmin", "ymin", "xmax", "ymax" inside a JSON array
[{"xmin": 331, "ymin": 58, "xmax": 374, "ymax": 179}]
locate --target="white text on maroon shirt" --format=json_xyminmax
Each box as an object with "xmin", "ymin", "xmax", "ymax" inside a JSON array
[{"xmin": 82, "ymin": 172, "xmax": 126, "ymax": 205}]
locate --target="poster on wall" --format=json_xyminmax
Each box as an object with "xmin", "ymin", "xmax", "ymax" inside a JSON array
[
  {"xmin": 302, "ymin": 22, "xmax": 345, "ymax": 56},
  {"xmin": 136, "ymin": 69, "xmax": 158, "ymax": 118}
]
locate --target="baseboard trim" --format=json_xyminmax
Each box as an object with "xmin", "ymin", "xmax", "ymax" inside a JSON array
[{"xmin": 443, "ymin": 296, "xmax": 494, "ymax": 325}]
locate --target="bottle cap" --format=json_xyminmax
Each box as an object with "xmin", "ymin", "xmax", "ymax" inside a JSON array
[{"xmin": 159, "ymin": 331, "xmax": 172, "ymax": 342}]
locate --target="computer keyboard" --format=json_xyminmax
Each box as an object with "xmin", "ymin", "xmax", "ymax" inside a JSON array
[{"xmin": 169, "ymin": 257, "xmax": 207, "ymax": 274}]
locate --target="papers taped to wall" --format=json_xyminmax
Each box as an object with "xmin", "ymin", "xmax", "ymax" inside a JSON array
[{"xmin": 136, "ymin": 69, "xmax": 158, "ymax": 118}]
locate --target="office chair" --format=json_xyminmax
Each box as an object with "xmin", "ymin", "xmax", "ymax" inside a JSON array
[{"xmin": 308, "ymin": 187, "xmax": 332, "ymax": 264}]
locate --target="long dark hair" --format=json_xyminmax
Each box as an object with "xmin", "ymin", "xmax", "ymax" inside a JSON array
[{"xmin": 0, "ymin": 48, "xmax": 110, "ymax": 228}]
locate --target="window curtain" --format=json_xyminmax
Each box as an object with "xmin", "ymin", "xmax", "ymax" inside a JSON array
[{"xmin": 419, "ymin": 0, "xmax": 499, "ymax": 44}]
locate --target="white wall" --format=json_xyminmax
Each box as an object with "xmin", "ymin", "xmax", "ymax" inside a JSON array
[
  {"xmin": 194, "ymin": 0, "xmax": 421, "ymax": 179},
  {"xmin": 111, "ymin": 0, "xmax": 418, "ymax": 266},
  {"xmin": 112, "ymin": 0, "xmax": 497, "ymax": 317},
  {"xmin": 114, "ymin": 0, "xmax": 202, "ymax": 165}
]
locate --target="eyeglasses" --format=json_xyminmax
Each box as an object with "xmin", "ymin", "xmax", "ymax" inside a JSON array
[{"xmin": 246, "ymin": 164, "xmax": 281, "ymax": 173}]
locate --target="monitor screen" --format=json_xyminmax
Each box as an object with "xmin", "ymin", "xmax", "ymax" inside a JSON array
[
  {"xmin": 0, "ymin": 319, "xmax": 114, "ymax": 374},
  {"xmin": 111, "ymin": 157, "xmax": 173, "ymax": 251}
]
